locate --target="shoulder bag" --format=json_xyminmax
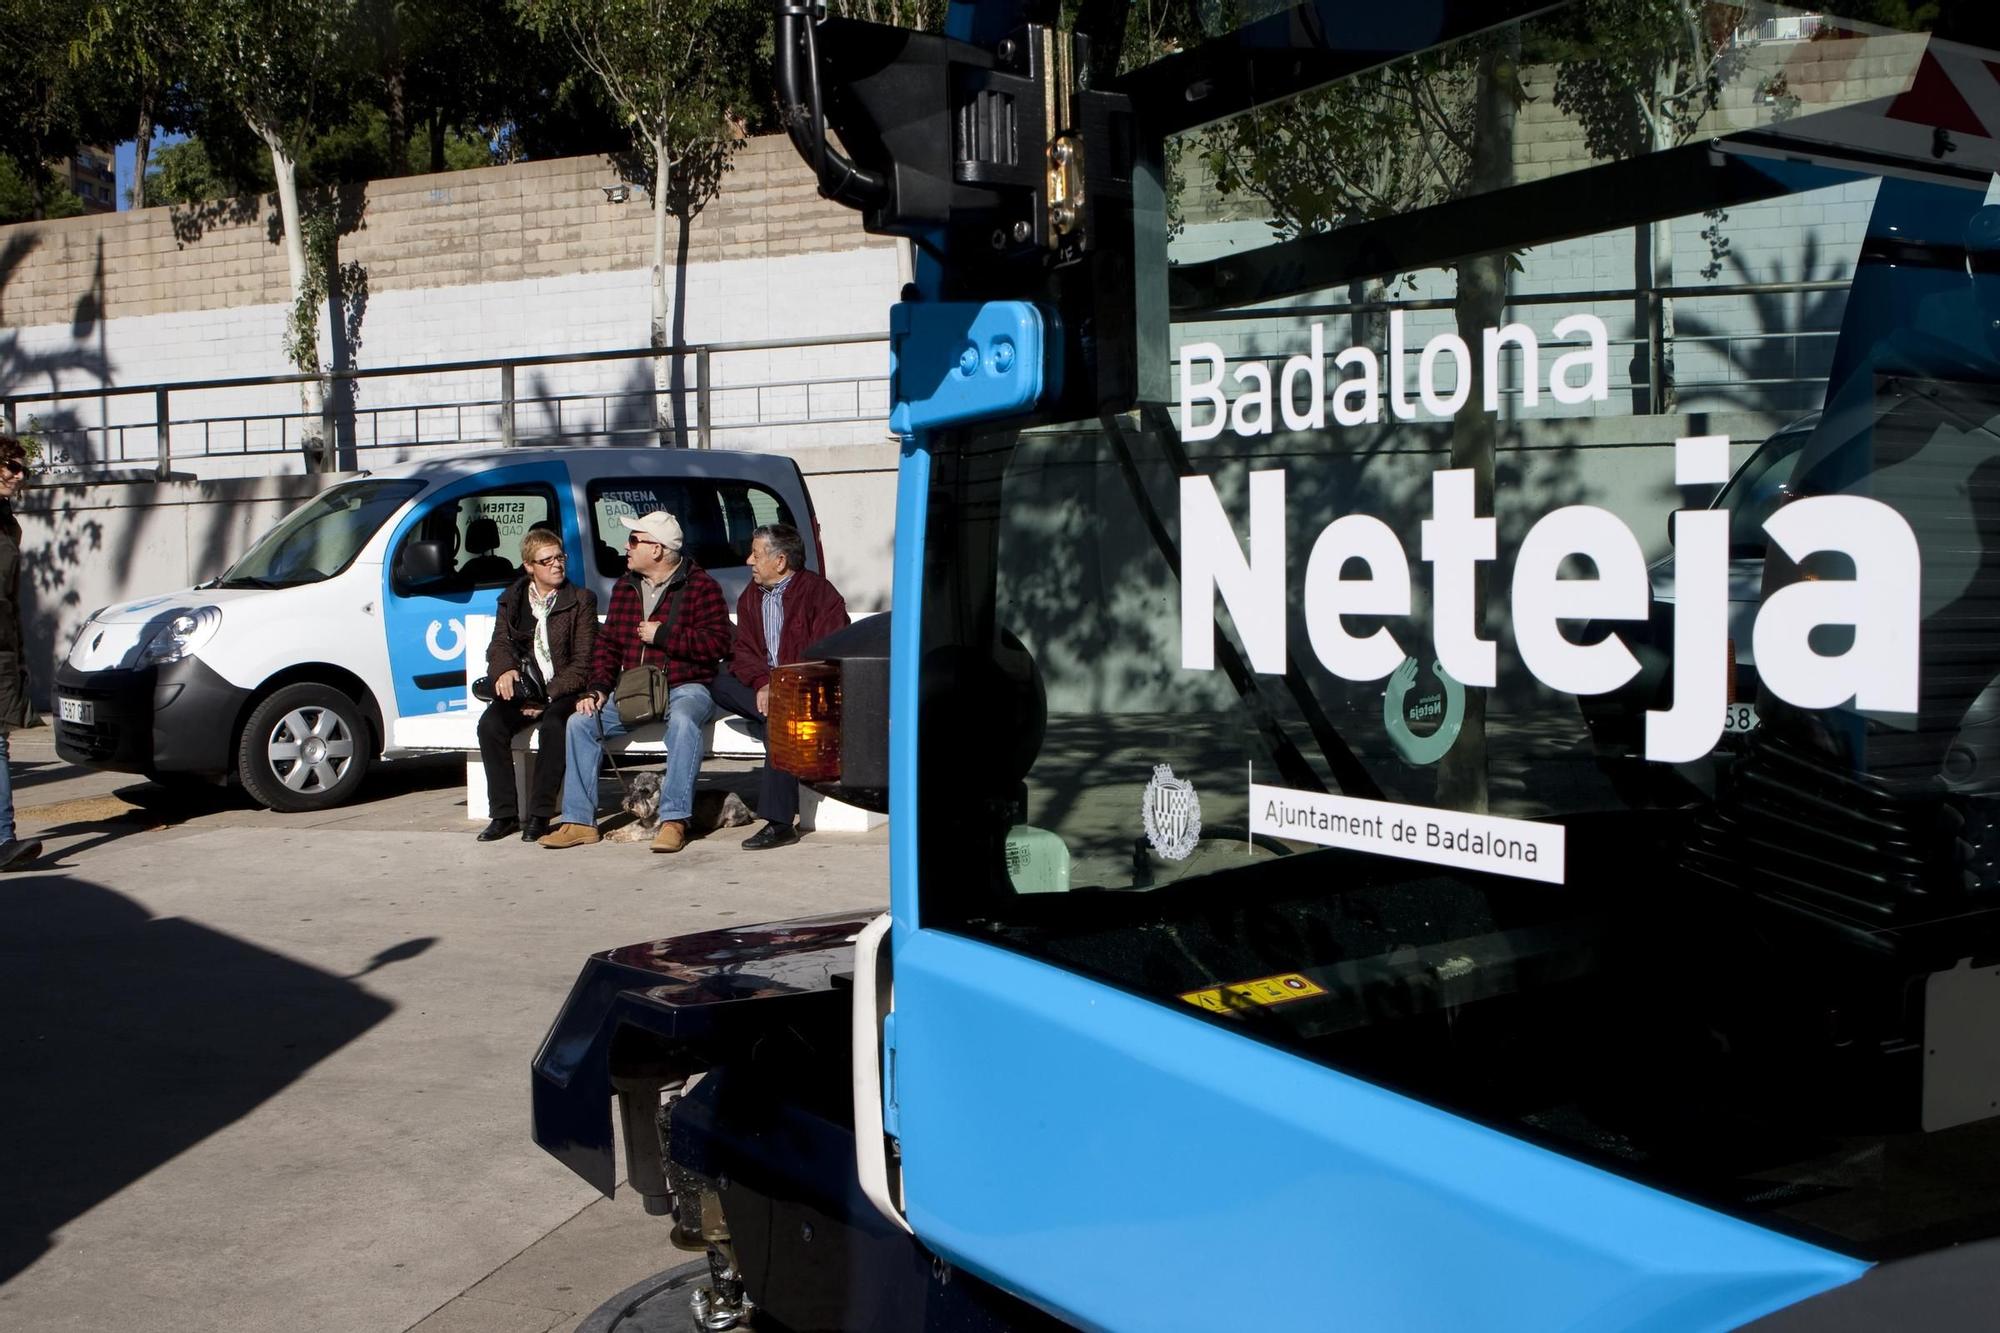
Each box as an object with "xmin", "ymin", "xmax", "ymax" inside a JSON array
[{"xmin": 611, "ymin": 584, "xmax": 684, "ymax": 725}]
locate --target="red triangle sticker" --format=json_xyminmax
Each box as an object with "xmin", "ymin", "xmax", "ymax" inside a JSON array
[{"xmin": 1888, "ymin": 53, "xmax": 1990, "ymax": 138}]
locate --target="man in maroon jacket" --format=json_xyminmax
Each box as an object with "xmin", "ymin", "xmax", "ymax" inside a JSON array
[
  {"xmin": 540, "ymin": 510, "xmax": 731, "ymax": 852},
  {"xmin": 710, "ymin": 523, "xmax": 850, "ymax": 849}
]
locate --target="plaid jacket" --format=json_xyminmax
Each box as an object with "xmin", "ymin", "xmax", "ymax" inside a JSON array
[{"xmin": 586, "ymin": 559, "xmax": 731, "ymax": 696}]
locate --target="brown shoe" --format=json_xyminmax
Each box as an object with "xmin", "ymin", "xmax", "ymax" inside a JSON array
[
  {"xmin": 539, "ymin": 822, "xmax": 601, "ymax": 849},
  {"xmin": 650, "ymin": 819, "xmax": 690, "ymax": 853}
]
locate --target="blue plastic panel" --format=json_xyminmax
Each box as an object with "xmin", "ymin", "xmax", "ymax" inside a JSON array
[
  {"xmin": 889, "ymin": 302, "xmax": 1046, "ymax": 436},
  {"xmin": 888, "ymin": 437, "xmax": 928, "ymax": 942},
  {"xmin": 892, "ymin": 929, "xmax": 1866, "ymax": 1332},
  {"xmin": 381, "ymin": 461, "xmax": 581, "ymax": 719}
]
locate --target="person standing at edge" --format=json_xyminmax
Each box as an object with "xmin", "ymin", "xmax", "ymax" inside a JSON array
[
  {"xmin": 0, "ymin": 437, "xmax": 41, "ymax": 869},
  {"xmin": 473, "ymin": 527, "xmax": 597, "ymax": 843},
  {"xmin": 711, "ymin": 523, "xmax": 849, "ymax": 849},
  {"xmin": 540, "ymin": 511, "xmax": 729, "ymax": 852}
]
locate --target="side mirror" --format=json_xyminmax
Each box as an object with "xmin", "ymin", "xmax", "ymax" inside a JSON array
[{"xmin": 400, "ymin": 538, "xmax": 452, "ymax": 584}]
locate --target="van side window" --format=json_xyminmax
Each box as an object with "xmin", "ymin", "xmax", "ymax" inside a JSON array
[
  {"xmin": 392, "ymin": 485, "xmax": 559, "ymax": 593},
  {"xmin": 587, "ymin": 479, "xmax": 797, "ymax": 578}
]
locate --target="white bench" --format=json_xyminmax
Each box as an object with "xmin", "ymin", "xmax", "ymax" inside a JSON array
[{"xmin": 390, "ymin": 614, "xmax": 884, "ymax": 833}]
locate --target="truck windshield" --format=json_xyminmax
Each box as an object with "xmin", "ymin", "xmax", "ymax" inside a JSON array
[
  {"xmin": 219, "ymin": 480, "xmax": 422, "ymax": 588},
  {"xmin": 919, "ymin": 5, "xmax": 2000, "ymax": 1260}
]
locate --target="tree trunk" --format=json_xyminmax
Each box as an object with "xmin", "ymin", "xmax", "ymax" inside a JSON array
[
  {"xmin": 26, "ymin": 117, "xmax": 46, "ymax": 220},
  {"xmin": 1433, "ymin": 34, "xmax": 1520, "ymax": 816},
  {"xmin": 651, "ymin": 141, "xmax": 672, "ymax": 445},
  {"xmin": 261, "ymin": 128, "xmax": 329, "ymax": 471},
  {"xmin": 131, "ymin": 95, "xmax": 154, "ymax": 210},
  {"xmin": 385, "ymin": 66, "xmax": 409, "ymax": 175},
  {"xmin": 670, "ymin": 204, "xmax": 692, "ymax": 449},
  {"xmin": 429, "ymin": 115, "xmax": 446, "ymax": 174},
  {"xmin": 1645, "ymin": 94, "xmax": 1676, "ymax": 411}
]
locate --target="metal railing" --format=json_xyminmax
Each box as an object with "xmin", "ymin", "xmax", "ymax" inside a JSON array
[
  {"xmin": 0, "ymin": 331, "xmax": 890, "ymax": 479},
  {"xmin": 4, "ymin": 277, "xmax": 1849, "ymax": 478}
]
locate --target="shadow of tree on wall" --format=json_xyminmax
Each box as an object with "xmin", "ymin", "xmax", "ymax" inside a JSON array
[
  {"xmin": 1673, "ymin": 235, "xmax": 1846, "ymax": 419},
  {"xmin": 1, "ymin": 228, "xmax": 114, "ymax": 474},
  {"xmin": 168, "ymin": 181, "xmax": 373, "ymax": 470}
]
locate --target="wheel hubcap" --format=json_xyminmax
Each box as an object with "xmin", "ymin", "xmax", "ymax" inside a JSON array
[{"xmin": 267, "ymin": 705, "xmax": 356, "ymax": 794}]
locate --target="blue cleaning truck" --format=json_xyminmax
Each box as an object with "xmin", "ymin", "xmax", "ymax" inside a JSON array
[{"xmin": 533, "ymin": 2, "xmax": 2000, "ymax": 1327}]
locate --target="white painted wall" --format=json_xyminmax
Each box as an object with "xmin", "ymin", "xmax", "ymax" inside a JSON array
[{"xmin": 9, "ymin": 245, "xmax": 901, "ymax": 478}]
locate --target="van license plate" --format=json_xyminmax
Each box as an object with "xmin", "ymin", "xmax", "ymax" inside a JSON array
[
  {"xmin": 58, "ymin": 697, "xmax": 92, "ymax": 725},
  {"xmin": 1723, "ymin": 703, "xmax": 1758, "ymax": 734}
]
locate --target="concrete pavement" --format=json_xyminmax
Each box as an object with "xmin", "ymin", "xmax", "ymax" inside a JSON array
[{"xmin": 0, "ymin": 733, "xmax": 888, "ymax": 1332}]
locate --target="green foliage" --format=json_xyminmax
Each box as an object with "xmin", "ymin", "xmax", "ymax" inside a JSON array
[
  {"xmin": 1197, "ymin": 49, "xmax": 1481, "ymax": 241},
  {"xmin": 146, "ymin": 135, "xmax": 274, "ymax": 205},
  {"xmin": 183, "ymin": 0, "xmax": 370, "ymax": 150},
  {"xmin": 1546, "ymin": 0, "xmax": 1746, "ymax": 161},
  {"xmin": 0, "ymin": 0, "xmax": 94, "ymax": 219},
  {"xmin": 1817, "ymin": 0, "xmax": 1941, "ymax": 30},
  {"xmin": 284, "ymin": 205, "xmax": 368, "ymax": 375},
  {"xmin": 0, "ymin": 159, "xmax": 86, "ymax": 225},
  {"xmin": 515, "ymin": 0, "xmax": 760, "ymax": 214}
]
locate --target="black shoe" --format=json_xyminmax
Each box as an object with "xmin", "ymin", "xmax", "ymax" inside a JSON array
[
  {"xmin": 741, "ymin": 821, "xmax": 799, "ymax": 851},
  {"xmin": 520, "ymin": 816, "xmax": 551, "ymax": 843},
  {"xmin": 0, "ymin": 837, "xmax": 43, "ymax": 870},
  {"xmin": 477, "ymin": 817, "xmax": 521, "ymax": 842}
]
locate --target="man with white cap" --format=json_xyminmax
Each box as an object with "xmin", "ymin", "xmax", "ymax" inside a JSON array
[{"xmin": 540, "ymin": 510, "xmax": 731, "ymax": 852}]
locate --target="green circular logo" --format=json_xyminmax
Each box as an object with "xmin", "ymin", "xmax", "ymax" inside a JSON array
[{"xmin": 1383, "ymin": 657, "xmax": 1465, "ymax": 766}]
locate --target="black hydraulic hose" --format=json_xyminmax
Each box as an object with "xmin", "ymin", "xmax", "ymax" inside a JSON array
[{"xmin": 774, "ymin": 1, "xmax": 888, "ymax": 210}]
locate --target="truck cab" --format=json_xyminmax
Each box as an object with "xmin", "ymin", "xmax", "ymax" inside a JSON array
[{"xmin": 534, "ymin": 3, "xmax": 2000, "ymax": 1328}]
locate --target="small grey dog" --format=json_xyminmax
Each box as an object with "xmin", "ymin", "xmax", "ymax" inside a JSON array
[{"xmin": 605, "ymin": 771, "xmax": 756, "ymax": 843}]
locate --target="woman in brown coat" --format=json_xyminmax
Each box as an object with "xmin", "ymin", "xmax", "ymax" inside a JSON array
[
  {"xmin": 474, "ymin": 526, "xmax": 597, "ymax": 842},
  {"xmin": 0, "ymin": 436, "xmax": 38, "ymax": 868}
]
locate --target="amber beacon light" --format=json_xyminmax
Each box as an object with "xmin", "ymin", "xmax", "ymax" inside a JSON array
[{"xmin": 769, "ymin": 662, "xmax": 844, "ymax": 782}]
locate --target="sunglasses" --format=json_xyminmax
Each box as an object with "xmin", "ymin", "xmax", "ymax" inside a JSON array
[
  {"xmin": 625, "ymin": 535, "xmax": 663, "ymax": 549},
  {"xmin": 0, "ymin": 461, "xmax": 29, "ymax": 480},
  {"xmin": 531, "ymin": 553, "xmax": 567, "ymax": 568}
]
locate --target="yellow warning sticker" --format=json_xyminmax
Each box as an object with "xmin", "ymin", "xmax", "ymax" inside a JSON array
[{"xmin": 1179, "ymin": 972, "xmax": 1326, "ymax": 1014}]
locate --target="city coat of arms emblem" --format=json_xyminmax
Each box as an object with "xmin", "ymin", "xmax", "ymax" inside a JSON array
[{"xmin": 1142, "ymin": 764, "xmax": 1201, "ymax": 862}]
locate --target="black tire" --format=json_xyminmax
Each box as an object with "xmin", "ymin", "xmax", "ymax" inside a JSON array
[{"xmin": 236, "ymin": 682, "xmax": 373, "ymax": 812}]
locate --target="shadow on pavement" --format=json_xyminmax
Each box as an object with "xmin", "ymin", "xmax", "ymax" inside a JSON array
[{"xmin": 0, "ymin": 872, "xmax": 401, "ymax": 1285}]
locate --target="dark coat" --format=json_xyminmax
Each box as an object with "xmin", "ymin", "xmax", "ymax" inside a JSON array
[
  {"xmin": 487, "ymin": 576, "xmax": 598, "ymax": 700},
  {"xmin": 0, "ymin": 500, "xmax": 27, "ymax": 732},
  {"xmin": 731, "ymin": 567, "xmax": 849, "ymax": 692}
]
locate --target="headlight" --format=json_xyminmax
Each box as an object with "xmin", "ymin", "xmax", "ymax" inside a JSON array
[{"xmin": 139, "ymin": 606, "xmax": 223, "ymax": 665}]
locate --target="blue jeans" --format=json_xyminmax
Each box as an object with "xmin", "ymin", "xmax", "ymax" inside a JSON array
[
  {"xmin": 560, "ymin": 683, "xmax": 715, "ymax": 827},
  {"xmin": 0, "ymin": 729, "xmax": 14, "ymax": 844}
]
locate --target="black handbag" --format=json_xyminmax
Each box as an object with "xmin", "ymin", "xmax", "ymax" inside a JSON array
[{"xmin": 472, "ymin": 645, "xmax": 548, "ymax": 704}]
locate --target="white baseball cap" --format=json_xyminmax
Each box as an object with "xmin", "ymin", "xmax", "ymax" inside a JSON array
[{"xmin": 620, "ymin": 510, "xmax": 684, "ymax": 553}]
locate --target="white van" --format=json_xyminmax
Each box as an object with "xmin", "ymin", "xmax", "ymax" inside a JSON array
[{"xmin": 52, "ymin": 447, "xmax": 823, "ymax": 810}]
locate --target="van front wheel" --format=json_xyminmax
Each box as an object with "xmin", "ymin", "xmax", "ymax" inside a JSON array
[{"xmin": 237, "ymin": 683, "xmax": 372, "ymax": 812}]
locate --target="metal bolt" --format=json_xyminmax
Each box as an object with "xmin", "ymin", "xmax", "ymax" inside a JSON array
[
  {"xmin": 992, "ymin": 342, "xmax": 1015, "ymax": 373},
  {"xmin": 1012, "ymin": 219, "xmax": 1032, "ymax": 243},
  {"xmin": 801, "ymin": 1222, "xmax": 814, "ymax": 1242},
  {"xmin": 1052, "ymin": 140, "xmax": 1074, "ymax": 165},
  {"xmin": 990, "ymin": 229, "xmax": 1007, "ymax": 250},
  {"xmin": 958, "ymin": 346, "xmax": 980, "ymax": 377},
  {"xmin": 997, "ymin": 38, "xmax": 1016, "ymax": 62}
]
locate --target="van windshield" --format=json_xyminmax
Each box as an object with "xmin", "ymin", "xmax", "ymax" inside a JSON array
[{"xmin": 219, "ymin": 480, "xmax": 423, "ymax": 588}]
